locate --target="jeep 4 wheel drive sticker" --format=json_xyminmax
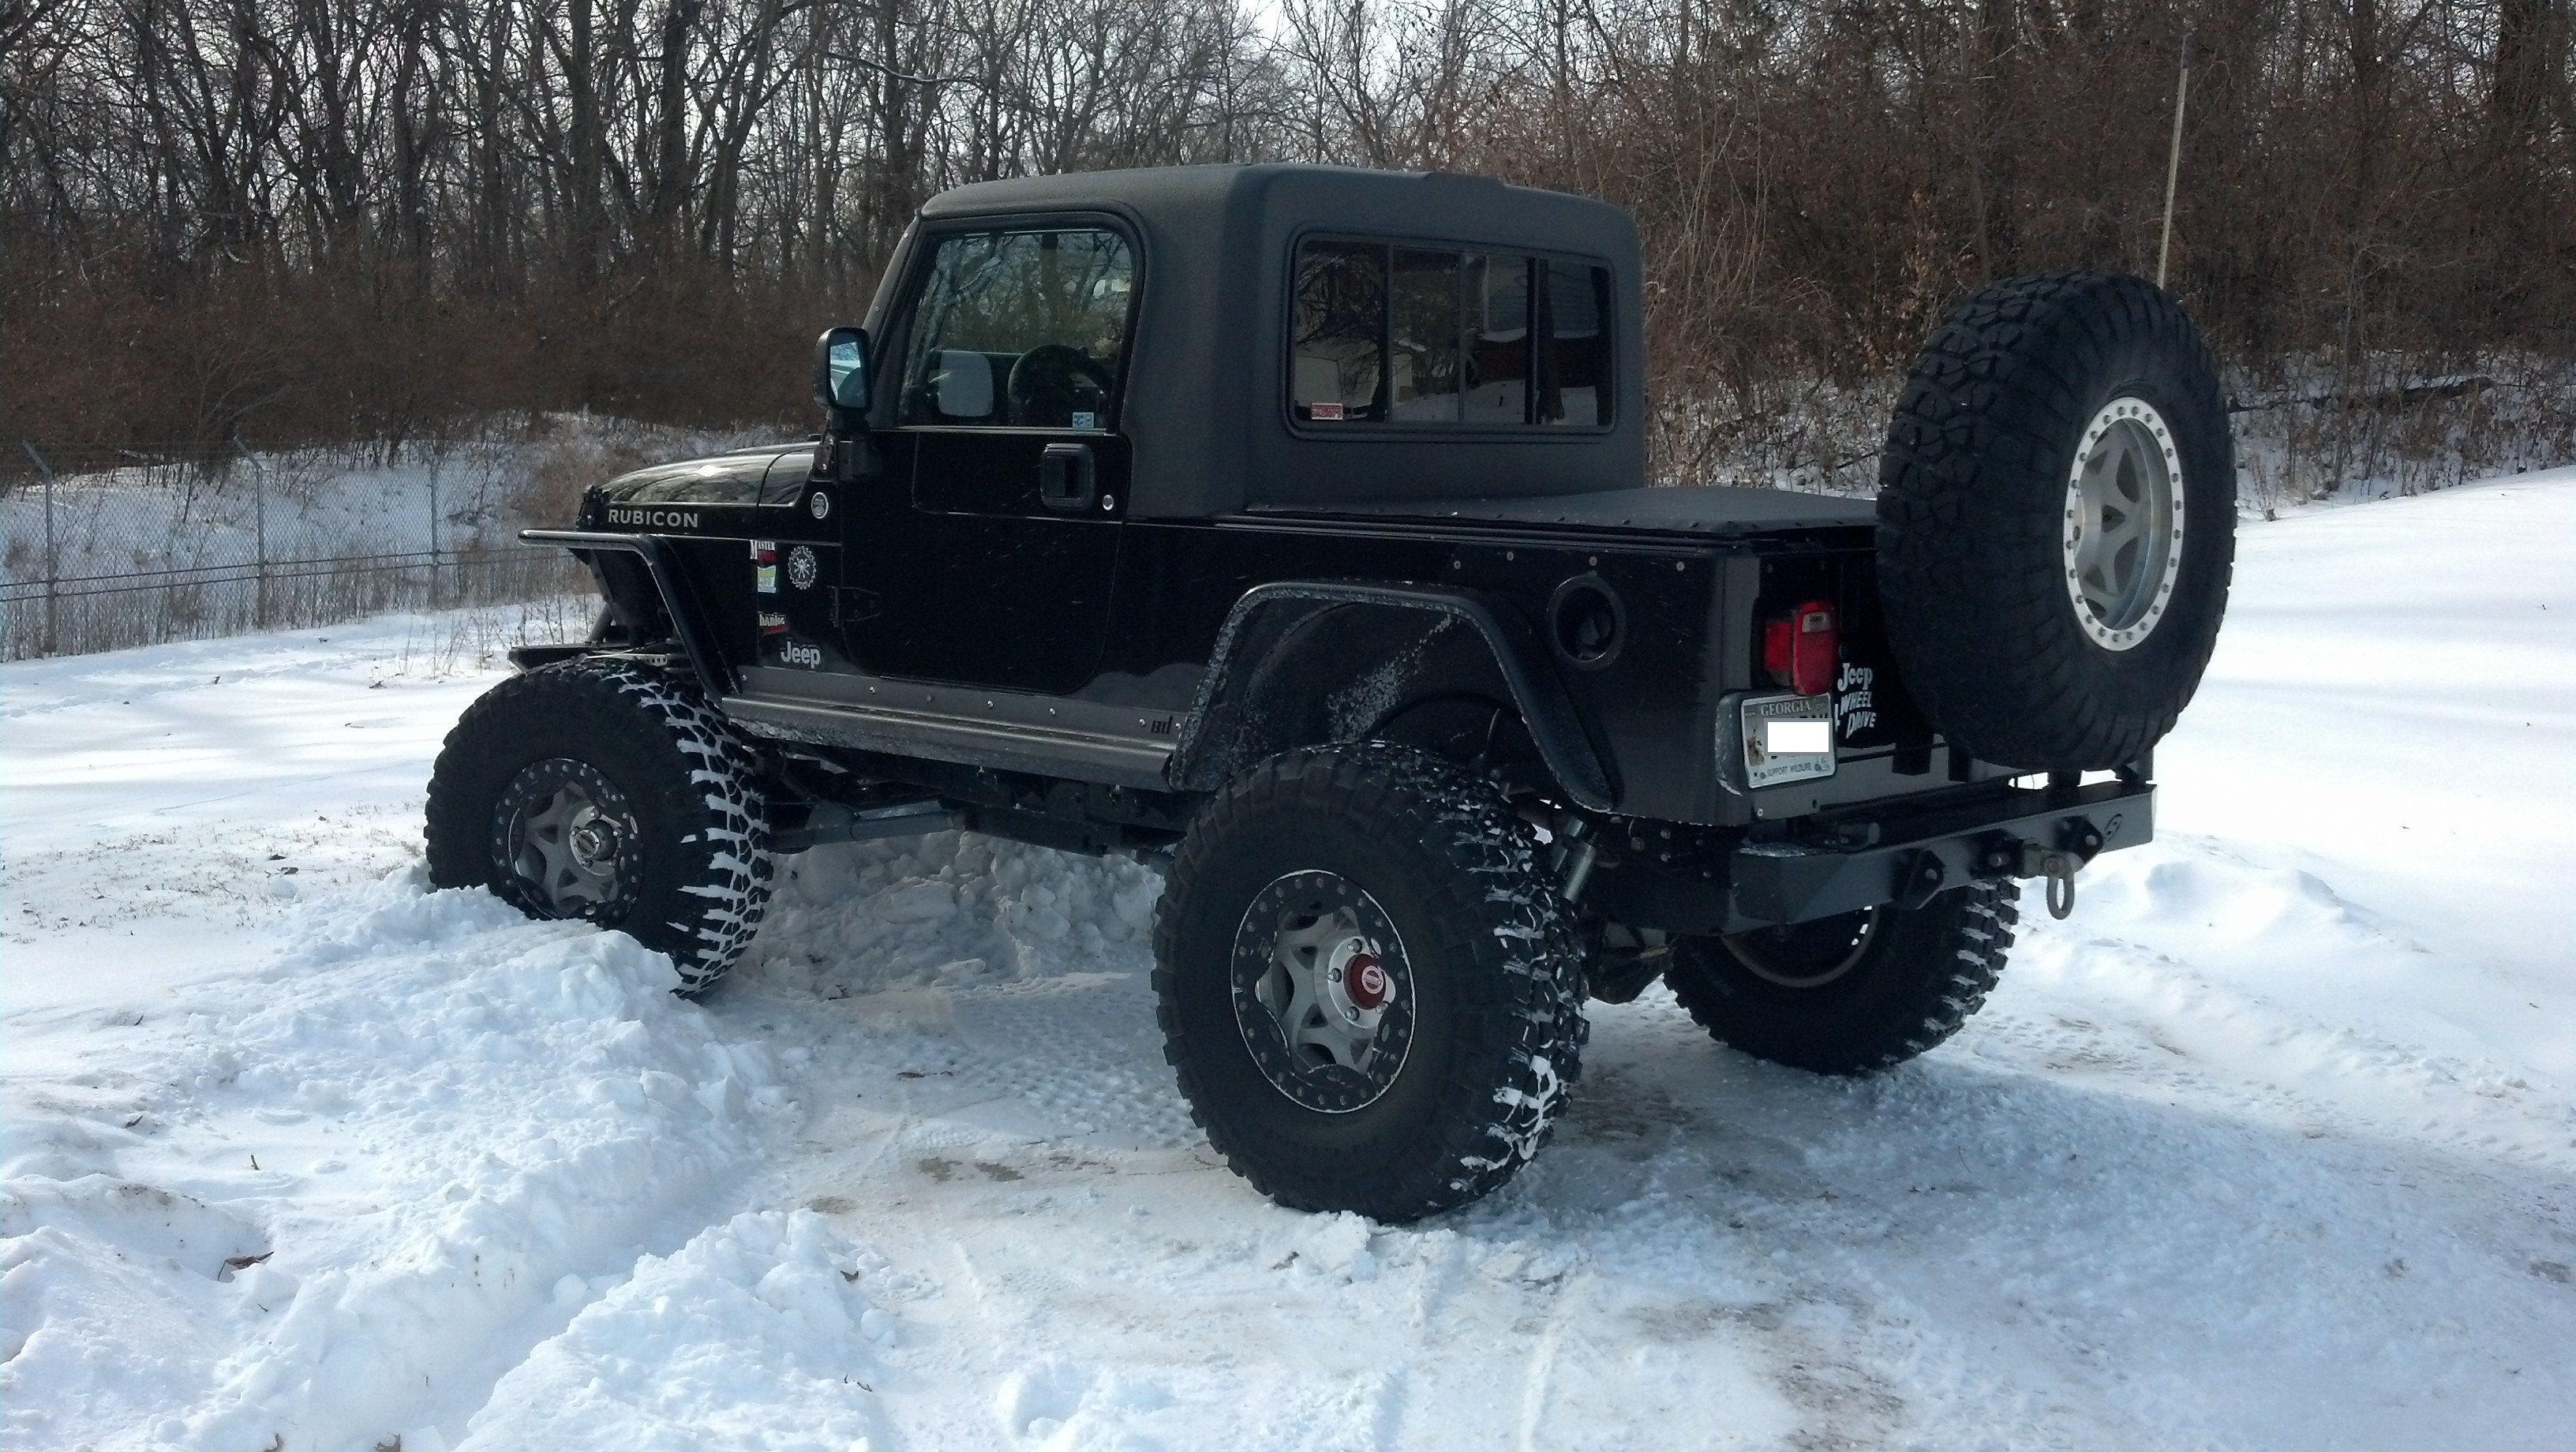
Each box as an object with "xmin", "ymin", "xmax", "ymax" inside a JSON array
[{"xmin": 1834, "ymin": 661, "xmax": 1878, "ymax": 739}]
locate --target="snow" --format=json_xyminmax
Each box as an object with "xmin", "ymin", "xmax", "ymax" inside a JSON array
[{"xmin": 7, "ymin": 473, "xmax": 2574, "ymax": 1451}]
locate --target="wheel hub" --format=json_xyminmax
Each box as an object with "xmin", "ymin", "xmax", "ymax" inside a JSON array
[
  {"xmin": 2062, "ymin": 396, "xmax": 2187, "ymax": 652},
  {"xmin": 567, "ymin": 814, "xmax": 621, "ymax": 872},
  {"xmin": 1231, "ymin": 871, "xmax": 1417, "ymax": 1113},
  {"xmin": 1333, "ymin": 948, "xmax": 1391, "ymax": 1014}
]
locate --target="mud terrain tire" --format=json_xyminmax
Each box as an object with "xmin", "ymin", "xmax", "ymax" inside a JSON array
[
  {"xmin": 1154, "ymin": 743, "xmax": 1588, "ymax": 1222},
  {"xmin": 1877, "ymin": 271, "xmax": 2235, "ymax": 769},
  {"xmin": 1662, "ymin": 881, "xmax": 2019, "ymax": 1075},
  {"xmin": 425, "ymin": 660, "xmax": 773, "ymax": 993}
]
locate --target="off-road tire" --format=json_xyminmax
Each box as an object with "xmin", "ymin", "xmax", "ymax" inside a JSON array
[
  {"xmin": 1662, "ymin": 881, "xmax": 2019, "ymax": 1076},
  {"xmin": 1154, "ymin": 743, "xmax": 1588, "ymax": 1222},
  {"xmin": 1877, "ymin": 271, "xmax": 2235, "ymax": 769},
  {"xmin": 425, "ymin": 659, "xmax": 773, "ymax": 993}
]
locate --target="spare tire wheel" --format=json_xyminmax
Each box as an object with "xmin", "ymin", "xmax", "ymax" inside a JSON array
[{"xmin": 1875, "ymin": 271, "xmax": 2235, "ymax": 771}]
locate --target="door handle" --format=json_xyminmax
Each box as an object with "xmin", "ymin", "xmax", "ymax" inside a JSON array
[{"xmin": 1039, "ymin": 442, "xmax": 1096, "ymax": 511}]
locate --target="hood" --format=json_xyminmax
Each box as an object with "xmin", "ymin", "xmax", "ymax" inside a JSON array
[{"xmin": 586, "ymin": 443, "xmax": 813, "ymax": 517}]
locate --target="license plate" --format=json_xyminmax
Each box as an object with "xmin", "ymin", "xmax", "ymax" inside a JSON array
[{"xmin": 1739, "ymin": 692, "xmax": 1836, "ymax": 789}]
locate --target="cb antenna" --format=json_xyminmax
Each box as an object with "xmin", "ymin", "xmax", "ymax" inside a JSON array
[{"xmin": 2158, "ymin": 30, "xmax": 2200, "ymax": 289}]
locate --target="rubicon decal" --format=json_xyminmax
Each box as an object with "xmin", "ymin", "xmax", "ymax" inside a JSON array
[{"xmin": 607, "ymin": 507, "xmax": 702, "ymax": 530}]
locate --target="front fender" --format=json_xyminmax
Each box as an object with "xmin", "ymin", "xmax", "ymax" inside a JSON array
[{"xmin": 515, "ymin": 530, "xmax": 736, "ymax": 698}]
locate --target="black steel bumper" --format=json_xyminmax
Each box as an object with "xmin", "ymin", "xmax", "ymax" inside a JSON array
[
  {"xmin": 1587, "ymin": 777, "xmax": 2154, "ymax": 934},
  {"xmin": 1727, "ymin": 777, "xmax": 2151, "ymax": 929}
]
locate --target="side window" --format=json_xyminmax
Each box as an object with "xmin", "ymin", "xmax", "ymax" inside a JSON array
[
  {"xmin": 1539, "ymin": 261, "xmax": 1612, "ymax": 427},
  {"xmin": 1291, "ymin": 242, "xmax": 1385, "ymax": 421},
  {"xmin": 1465, "ymin": 254, "xmax": 1532, "ymax": 425},
  {"xmin": 1290, "ymin": 239, "xmax": 1607, "ymax": 429},
  {"xmin": 897, "ymin": 229, "xmax": 1134, "ymax": 428},
  {"xmin": 1390, "ymin": 249, "xmax": 1461, "ymax": 421}
]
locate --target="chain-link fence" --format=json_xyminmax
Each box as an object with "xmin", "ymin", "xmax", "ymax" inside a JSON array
[{"xmin": 2, "ymin": 441, "xmax": 589, "ymax": 661}]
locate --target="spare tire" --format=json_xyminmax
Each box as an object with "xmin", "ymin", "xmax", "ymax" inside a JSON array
[{"xmin": 1875, "ymin": 271, "xmax": 2235, "ymax": 770}]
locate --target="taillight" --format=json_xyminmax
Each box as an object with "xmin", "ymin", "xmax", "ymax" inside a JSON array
[{"xmin": 1762, "ymin": 598, "xmax": 1839, "ymax": 696}]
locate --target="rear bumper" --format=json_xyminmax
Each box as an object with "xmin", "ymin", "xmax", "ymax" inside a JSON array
[{"xmin": 1586, "ymin": 777, "xmax": 2154, "ymax": 934}]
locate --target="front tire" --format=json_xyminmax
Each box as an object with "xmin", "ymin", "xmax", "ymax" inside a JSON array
[
  {"xmin": 1661, "ymin": 881, "xmax": 2019, "ymax": 1075},
  {"xmin": 1154, "ymin": 743, "xmax": 1587, "ymax": 1222},
  {"xmin": 425, "ymin": 660, "xmax": 773, "ymax": 993}
]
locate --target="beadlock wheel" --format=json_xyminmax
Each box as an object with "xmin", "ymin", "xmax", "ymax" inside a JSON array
[
  {"xmin": 2064, "ymin": 396, "xmax": 2186, "ymax": 651},
  {"xmin": 1232, "ymin": 870, "xmax": 1417, "ymax": 1113},
  {"xmin": 495, "ymin": 758, "xmax": 642, "ymax": 920}
]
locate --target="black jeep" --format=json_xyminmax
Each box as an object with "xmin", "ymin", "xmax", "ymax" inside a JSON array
[{"xmin": 427, "ymin": 164, "xmax": 2233, "ymax": 1221}]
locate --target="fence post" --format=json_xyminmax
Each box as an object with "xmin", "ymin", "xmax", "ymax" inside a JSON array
[
  {"xmin": 429, "ymin": 466, "xmax": 443, "ymax": 608},
  {"xmin": 24, "ymin": 442, "xmax": 58, "ymax": 656},
  {"xmin": 253, "ymin": 455, "xmax": 270, "ymax": 629}
]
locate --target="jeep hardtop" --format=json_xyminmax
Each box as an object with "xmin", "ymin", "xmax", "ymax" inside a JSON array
[{"xmin": 428, "ymin": 163, "xmax": 2234, "ymax": 1219}]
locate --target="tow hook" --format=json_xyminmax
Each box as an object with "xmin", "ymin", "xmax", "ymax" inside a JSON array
[
  {"xmin": 1981, "ymin": 820, "xmax": 2104, "ymax": 920},
  {"xmin": 2015, "ymin": 842, "xmax": 2081, "ymax": 919}
]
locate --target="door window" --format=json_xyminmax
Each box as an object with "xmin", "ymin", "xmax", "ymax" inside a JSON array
[{"xmin": 896, "ymin": 229, "xmax": 1135, "ymax": 429}]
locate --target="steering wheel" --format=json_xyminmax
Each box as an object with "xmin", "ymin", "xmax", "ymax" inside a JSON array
[{"xmin": 1007, "ymin": 345, "xmax": 1114, "ymax": 428}]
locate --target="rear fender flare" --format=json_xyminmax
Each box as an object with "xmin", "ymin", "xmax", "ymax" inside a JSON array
[{"xmin": 1170, "ymin": 582, "xmax": 1617, "ymax": 811}]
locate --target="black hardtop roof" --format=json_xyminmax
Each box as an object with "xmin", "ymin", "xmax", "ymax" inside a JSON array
[
  {"xmin": 869, "ymin": 163, "xmax": 1647, "ymax": 518},
  {"xmin": 916, "ymin": 163, "xmax": 1636, "ymax": 263}
]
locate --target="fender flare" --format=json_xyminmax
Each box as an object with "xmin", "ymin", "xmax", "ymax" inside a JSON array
[
  {"xmin": 517, "ymin": 530, "xmax": 736, "ymax": 697},
  {"xmin": 1169, "ymin": 582, "xmax": 1617, "ymax": 812}
]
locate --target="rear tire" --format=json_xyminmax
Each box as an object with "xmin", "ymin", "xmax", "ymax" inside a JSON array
[
  {"xmin": 1661, "ymin": 881, "xmax": 2019, "ymax": 1075},
  {"xmin": 1153, "ymin": 743, "xmax": 1587, "ymax": 1222},
  {"xmin": 1876, "ymin": 271, "xmax": 2235, "ymax": 769},
  {"xmin": 425, "ymin": 660, "xmax": 773, "ymax": 993}
]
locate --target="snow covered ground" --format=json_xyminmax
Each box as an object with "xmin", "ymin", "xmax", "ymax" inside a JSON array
[{"xmin": 6, "ymin": 474, "xmax": 2572, "ymax": 1452}]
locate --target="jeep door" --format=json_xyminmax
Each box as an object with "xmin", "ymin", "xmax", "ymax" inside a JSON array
[{"xmin": 846, "ymin": 223, "xmax": 1135, "ymax": 694}]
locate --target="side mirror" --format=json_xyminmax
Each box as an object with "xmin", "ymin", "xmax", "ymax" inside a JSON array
[{"xmin": 813, "ymin": 325, "xmax": 871, "ymax": 417}]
